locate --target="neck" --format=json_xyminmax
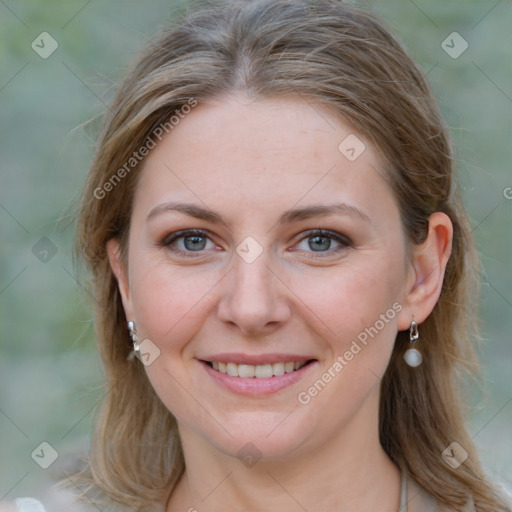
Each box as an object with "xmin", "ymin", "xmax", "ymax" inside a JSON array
[{"xmin": 166, "ymin": 394, "xmax": 401, "ymax": 512}]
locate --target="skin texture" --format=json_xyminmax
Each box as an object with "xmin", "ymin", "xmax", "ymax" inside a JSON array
[{"xmin": 107, "ymin": 92, "xmax": 453, "ymax": 511}]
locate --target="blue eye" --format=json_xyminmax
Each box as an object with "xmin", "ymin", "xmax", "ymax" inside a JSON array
[
  {"xmin": 161, "ymin": 229, "xmax": 215, "ymax": 257},
  {"xmin": 160, "ymin": 228, "xmax": 352, "ymax": 258},
  {"xmin": 294, "ymin": 229, "xmax": 352, "ymax": 257}
]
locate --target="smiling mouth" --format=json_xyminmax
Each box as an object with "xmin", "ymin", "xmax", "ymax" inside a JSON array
[{"xmin": 204, "ymin": 360, "xmax": 316, "ymax": 378}]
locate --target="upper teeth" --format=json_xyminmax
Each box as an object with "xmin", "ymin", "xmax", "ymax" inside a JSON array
[{"xmin": 211, "ymin": 361, "xmax": 307, "ymax": 378}]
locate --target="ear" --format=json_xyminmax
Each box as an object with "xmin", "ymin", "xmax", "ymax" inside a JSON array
[
  {"xmin": 106, "ymin": 238, "xmax": 134, "ymax": 321},
  {"xmin": 397, "ymin": 212, "xmax": 453, "ymax": 331}
]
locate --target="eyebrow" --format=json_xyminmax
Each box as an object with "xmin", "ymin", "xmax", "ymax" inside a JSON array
[{"xmin": 147, "ymin": 201, "xmax": 371, "ymax": 226}]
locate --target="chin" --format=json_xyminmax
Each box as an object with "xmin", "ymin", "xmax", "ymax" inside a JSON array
[{"xmin": 200, "ymin": 409, "xmax": 318, "ymax": 462}]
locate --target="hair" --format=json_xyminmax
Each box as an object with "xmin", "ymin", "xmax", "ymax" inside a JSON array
[{"xmin": 67, "ymin": 0, "xmax": 511, "ymax": 511}]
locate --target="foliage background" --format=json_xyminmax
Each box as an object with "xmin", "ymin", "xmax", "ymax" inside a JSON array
[{"xmin": 1, "ymin": 0, "xmax": 511, "ymax": 502}]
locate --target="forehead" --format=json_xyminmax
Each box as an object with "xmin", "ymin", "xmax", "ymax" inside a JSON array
[{"xmin": 132, "ymin": 93, "xmax": 397, "ymax": 228}]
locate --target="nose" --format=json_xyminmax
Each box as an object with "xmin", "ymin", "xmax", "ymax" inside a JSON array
[{"xmin": 216, "ymin": 248, "xmax": 291, "ymax": 337}]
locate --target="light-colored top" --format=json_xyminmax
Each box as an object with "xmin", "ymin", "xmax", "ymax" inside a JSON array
[{"xmin": 4, "ymin": 473, "xmax": 512, "ymax": 512}]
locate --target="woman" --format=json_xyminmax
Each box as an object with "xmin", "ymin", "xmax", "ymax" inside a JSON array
[{"xmin": 26, "ymin": 0, "xmax": 511, "ymax": 510}]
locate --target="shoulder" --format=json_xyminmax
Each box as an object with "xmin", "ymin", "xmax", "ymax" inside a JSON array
[
  {"xmin": 406, "ymin": 476, "xmax": 440, "ymax": 512},
  {"xmin": 406, "ymin": 476, "xmax": 475, "ymax": 512},
  {"xmin": 0, "ymin": 487, "xmax": 99, "ymax": 512},
  {"xmin": 407, "ymin": 475, "xmax": 512, "ymax": 512},
  {"xmin": 0, "ymin": 498, "xmax": 46, "ymax": 512}
]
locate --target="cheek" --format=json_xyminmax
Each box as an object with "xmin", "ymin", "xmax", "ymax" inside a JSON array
[
  {"xmin": 127, "ymin": 262, "xmax": 215, "ymax": 421},
  {"xmin": 292, "ymin": 262, "xmax": 403, "ymax": 435},
  {"xmin": 297, "ymin": 256, "xmax": 403, "ymax": 345},
  {"xmin": 130, "ymin": 262, "xmax": 216, "ymax": 347}
]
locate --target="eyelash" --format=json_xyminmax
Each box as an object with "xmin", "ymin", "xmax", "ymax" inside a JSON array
[{"xmin": 159, "ymin": 229, "xmax": 353, "ymax": 259}]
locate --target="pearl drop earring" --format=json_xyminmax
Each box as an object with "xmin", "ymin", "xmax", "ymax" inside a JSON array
[{"xmin": 404, "ymin": 319, "xmax": 422, "ymax": 367}]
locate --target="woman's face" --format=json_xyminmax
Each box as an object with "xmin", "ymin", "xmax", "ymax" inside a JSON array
[{"xmin": 110, "ymin": 92, "xmax": 415, "ymax": 460}]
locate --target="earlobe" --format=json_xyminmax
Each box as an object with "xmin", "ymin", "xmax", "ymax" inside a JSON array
[
  {"xmin": 397, "ymin": 212, "xmax": 453, "ymax": 330},
  {"xmin": 106, "ymin": 238, "xmax": 133, "ymax": 319}
]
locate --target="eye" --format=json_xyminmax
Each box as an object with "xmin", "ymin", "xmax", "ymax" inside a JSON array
[
  {"xmin": 160, "ymin": 229, "xmax": 217, "ymax": 257},
  {"xmin": 159, "ymin": 228, "xmax": 352, "ymax": 259},
  {"xmin": 293, "ymin": 229, "xmax": 352, "ymax": 257}
]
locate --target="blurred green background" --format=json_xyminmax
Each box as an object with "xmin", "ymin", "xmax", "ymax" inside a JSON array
[{"xmin": 1, "ymin": 0, "xmax": 511, "ymax": 502}]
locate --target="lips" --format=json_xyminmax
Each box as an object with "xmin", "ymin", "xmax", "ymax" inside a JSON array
[{"xmin": 199, "ymin": 355, "xmax": 318, "ymax": 396}]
